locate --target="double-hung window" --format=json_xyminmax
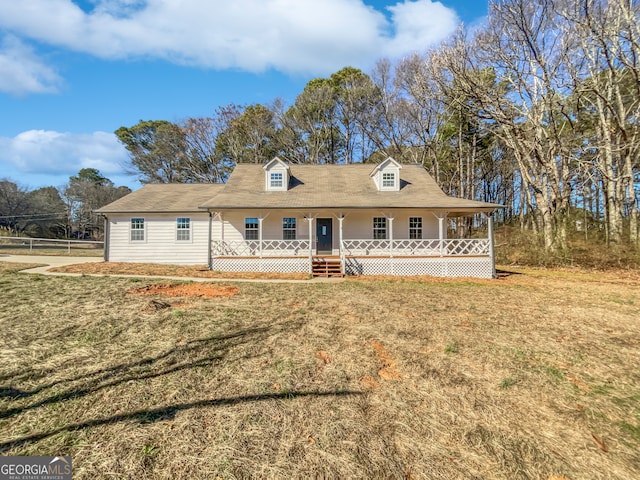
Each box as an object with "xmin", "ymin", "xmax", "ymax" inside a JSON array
[
  {"xmin": 409, "ymin": 217, "xmax": 423, "ymax": 239},
  {"xmin": 382, "ymin": 172, "xmax": 395, "ymax": 188},
  {"xmin": 130, "ymin": 218, "xmax": 145, "ymax": 242},
  {"xmin": 245, "ymin": 218, "xmax": 259, "ymax": 240},
  {"xmin": 283, "ymin": 217, "xmax": 296, "ymax": 240},
  {"xmin": 176, "ymin": 217, "xmax": 191, "ymax": 241},
  {"xmin": 373, "ymin": 217, "xmax": 387, "ymax": 240},
  {"xmin": 270, "ymin": 172, "xmax": 283, "ymax": 188}
]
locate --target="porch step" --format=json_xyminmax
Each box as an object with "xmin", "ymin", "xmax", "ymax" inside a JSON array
[{"xmin": 312, "ymin": 256, "xmax": 344, "ymax": 278}]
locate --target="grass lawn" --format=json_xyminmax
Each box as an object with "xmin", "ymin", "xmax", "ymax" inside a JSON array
[{"xmin": 0, "ymin": 265, "xmax": 639, "ymax": 479}]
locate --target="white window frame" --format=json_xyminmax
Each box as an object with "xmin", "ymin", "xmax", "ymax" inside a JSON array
[
  {"xmin": 176, "ymin": 217, "xmax": 191, "ymax": 242},
  {"xmin": 270, "ymin": 172, "xmax": 283, "ymax": 188},
  {"xmin": 283, "ymin": 217, "xmax": 296, "ymax": 240},
  {"xmin": 373, "ymin": 217, "xmax": 387, "ymax": 240},
  {"xmin": 409, "ymin": 217, "xmax": 423, "ymax": 240},
  {"xmin": 130, "ymin": 217, "xmax": 145, "ymax": 242},
  {"xmin": 382, "ymin": 172, "xmax": 395, "ymax": 189},
  {"xmin": 245, "ymin": 217, "xmax": 259, "ymax": 240}
]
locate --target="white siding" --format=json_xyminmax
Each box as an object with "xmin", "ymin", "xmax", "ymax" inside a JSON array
[{"xmin": 106, "ymin": 213, "xmax": 209, "ymax": 265}]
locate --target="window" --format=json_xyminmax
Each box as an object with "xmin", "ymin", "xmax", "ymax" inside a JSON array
[
  {"xmin": 270, "ymin": 172, "xmax": 283, "ymax": 188},
  {"xmin": 373, "ymin": 217, "xmax": 387, "ymax": 240},
  {"xmin": 130, "ymin": 218, "xmax": 145, "ymax": 242},
  {"xmin": 283, "ymin": 217, "xmax": 296, "ymax": 240},
  {"xmin": 245, "ymin": 217, "xmax": 259, "ymax": 240},
  {"xmin": 409, "ymin": 217, "xmax": 423, "ymax": 239},
  {"xmin": 382, "ymin": 172, "xmax": 395, "ymax": 188},
  {"xmin": 176, "ymin": 217, "xmax": 191, "ymax": 241}
]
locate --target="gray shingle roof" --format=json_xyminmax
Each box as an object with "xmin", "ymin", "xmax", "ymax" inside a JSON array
[
  {"xmin": 96, "ymin": 184, "xmax": 224, "ymax": 213},
  {"xmin": 199, "ymin": 164, "xmax": 501, "ymax": 213},
  {"xmin": 97, "ymin": 164, "xmax": 502, "ymax": 215}
]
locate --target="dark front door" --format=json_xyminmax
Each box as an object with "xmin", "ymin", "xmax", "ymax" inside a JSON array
[{"xmin": 316, "ymin": 218, "xmax": 333, "ymax": 254}]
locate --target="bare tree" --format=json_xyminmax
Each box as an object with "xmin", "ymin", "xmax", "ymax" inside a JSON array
[
  {"xmin": 565, "ymin": 0, "xmax": 640, "ymax": 244},
  {"xmin": 434, "ymin": 1, "xmax": 578, "ymax": 251}
]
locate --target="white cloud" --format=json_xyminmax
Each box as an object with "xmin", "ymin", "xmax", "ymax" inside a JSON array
[
  {"xmin": 0, "ymin": 0, "xmax": 459, "ymax": 75},
  {"xmin": 0, "ymin": 130, "xmax": 129, "ymax": 180},
  {"xmin": 0, "ymin": 35, "xmax": 62, "ymax": 95},
  {"xmin": 383, "ymin": 1, "xmax": 459, "ymax": 57}
]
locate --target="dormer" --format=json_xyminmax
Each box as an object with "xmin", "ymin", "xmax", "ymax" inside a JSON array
[
  {"xmin": 370, "ymin": 157, "xmax": 402, "ymax": 191},
  {"xmin": 264, "ymin": 157, "xmax": 290, "ymax": 192}
]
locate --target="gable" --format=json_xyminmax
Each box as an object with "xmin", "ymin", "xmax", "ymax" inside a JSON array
[
  {"xmin": 370, "ymin": 157, "xmax": 402, "ymax": 191},
  {"xmin": 263, "ymin": 157, "xmax": 290, "ymax": 191}
]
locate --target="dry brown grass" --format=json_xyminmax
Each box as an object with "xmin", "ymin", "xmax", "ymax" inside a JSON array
[
  {"xmin": 50, "ymin": 261, "xmax": 311, "ymax": 280},
  {"xmin": 0, "ymin": 245, "xmax": 104, "ymax": 257},
  {"xmin": 0, "ymin": 261, "xmax": 47, "ymax": 273},
  {"xmin": 0, "ymin": 267, "xmax": 639, "ymax": 479}
]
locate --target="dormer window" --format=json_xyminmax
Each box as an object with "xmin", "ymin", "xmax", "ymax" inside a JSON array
[
  {"xmin": 264, "ymin": 157, "xmax": 290, "ymax": 191},
  {"xmin": 270, "ymin": 172, "xmax": 283, "ymax": 188},
  {"xmin": 371, "ymin": 157, "xmax": 402, "ymax": 191},
  {"xmin": 382, "ymin": 173, "xmax": 395, "ymax": 188}
]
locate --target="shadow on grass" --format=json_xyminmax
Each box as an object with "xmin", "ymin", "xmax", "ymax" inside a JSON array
[
  {"xmin": 0, "ymin": 389, "xmax": 362, "ymax": 452},
  {"xmin": 495, "ymin": 269, "xmax": 524, "ymax": 279},
  {"xmin": 0, "ymin": 325, "xmax": 287, "ymax": 421},
  {"xmin": 1, "ymin": 327, "xmax": 269, "ymax": 395}
]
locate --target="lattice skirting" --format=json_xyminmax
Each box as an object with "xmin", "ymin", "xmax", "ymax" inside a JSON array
[
  {"xmin": 211, "ymin": 257, "xmax": 309, "ymax": 273},
  {"xmin": 345, "ymin": 256, "xmax": 494, "ymax": 279}
]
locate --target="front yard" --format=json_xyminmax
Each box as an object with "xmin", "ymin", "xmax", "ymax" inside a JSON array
[{"xmin": 0, "ymin": 263, "xmax": 638, "ymax": 479}]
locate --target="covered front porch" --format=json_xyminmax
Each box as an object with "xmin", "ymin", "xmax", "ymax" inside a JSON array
[{"xmin": 207, "ymin": 210, "xmax": 496, "ymax": 278}]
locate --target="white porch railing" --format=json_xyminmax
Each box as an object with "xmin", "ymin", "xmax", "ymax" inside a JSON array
[
  {"xmin": 341, "ymin": 238, "xmax": 490, "ymax": 257},
  {"xmin": 212, "ymin": 238, "xmax": 489, "ymax": 258},
  {"xmin": 211, "ymin": 239, "xmax": 310, "ymax": 257}
]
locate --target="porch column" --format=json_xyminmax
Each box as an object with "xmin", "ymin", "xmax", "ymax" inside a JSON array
[
  {"xmin": 220, "ymin": 212, "xmax": 225, "ymax": 245},
  {"xmin": 258, "ymin": 216, "xmax": 264, "ymax": 258},
  {"xmin": 306, "ymin": 216, "xmax": 313, "ymax": 274},
  {"xmin": 207, "ymin": 211, "xmax": 213, "ymax": 268},
  {"xmin": 388, "ymin": 215, "xmax": 394, "ymax": 258},
  {"xmin": 486, "ymin": 212, "xmax": 496, "ymax": 278},
  {"xmin": 438, "ymin": 213, "xmax": 445, "ymax": 257},
  {"xmin": 338, "ymin": 215, "xmax": 345, "ymax": 273}
]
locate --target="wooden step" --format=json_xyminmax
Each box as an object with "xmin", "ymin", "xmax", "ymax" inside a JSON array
[{"xmin": 311, "ymin": 257, "xmax": 344, "ymax": 277}]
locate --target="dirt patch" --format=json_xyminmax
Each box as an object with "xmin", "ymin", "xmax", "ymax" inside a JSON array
[
  {"xmin": 128, "ymin": 283, "xmax": 239, "ymax": 299},
  {"xmin": 370, "ymin": 340, "xmax": 401, "ymax": 380},
  {"xmin": 315, "ymin": 350, "xmax": 331, "ymax": 364}
]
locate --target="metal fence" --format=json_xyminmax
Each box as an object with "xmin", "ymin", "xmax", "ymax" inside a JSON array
[{"xmin": 0, "ymin": 236, "xmax": 104, "ymax": 256}]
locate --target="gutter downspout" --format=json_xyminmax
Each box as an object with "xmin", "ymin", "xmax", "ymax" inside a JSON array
[{"xmin": 103, "ymin": 215, "xmax": 109, "ymax": 262}]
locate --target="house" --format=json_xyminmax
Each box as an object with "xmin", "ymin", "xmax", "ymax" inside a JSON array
[{"xmin": 97, "ymin": 157, "xmax": 502, "ymax": 278}]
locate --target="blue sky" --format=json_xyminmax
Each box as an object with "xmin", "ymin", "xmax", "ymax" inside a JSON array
[{"xmin": 0, "ymin": 1, "xmax": 488, "ymax": 190}]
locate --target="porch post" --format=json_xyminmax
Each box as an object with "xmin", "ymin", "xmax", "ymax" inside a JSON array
[
  {"xmin": 438, "ymin": 213, "xmax": 445, "ymax": 257},
  {"xmin": 220, "ymin": 212, "xmax": 224, "ymax": 245},
  {"xmin": 388, "ymin": 215, "xmax": 394, "ymax": 258},
  {"xmin": 306, "ymin": 216, "xmax": 313, "ymax": 274},
  {"xmin": 258, "ymin": 216, "xmax": 264, "ymax": 258},
  {"xmin": 207, "ymin": 211, "xmax": 213, "ymax": 268},
  {"xmin": 487, "ymin": 212, "xmax": 496, "ymax": 278},
  {"xmin": 338, "ymin": 215, "xmax": 345, "ymax": 273}
]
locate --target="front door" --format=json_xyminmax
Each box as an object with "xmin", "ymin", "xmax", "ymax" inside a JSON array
[{"xmin": 316, "ymin": 218, "xmax": 333, "ymax": 254}]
